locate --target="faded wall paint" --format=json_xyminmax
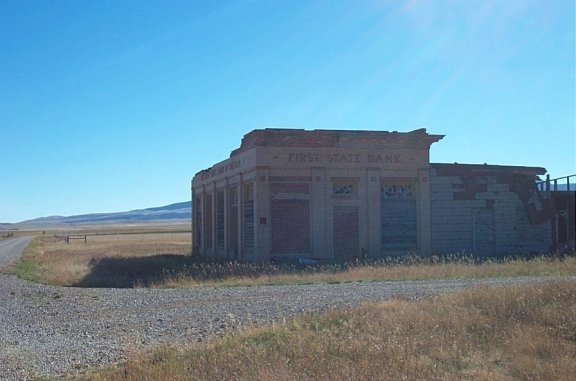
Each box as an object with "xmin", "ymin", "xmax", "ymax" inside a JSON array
[{"xmin": 430, "ymin": 164, "xmax": 551, "ymax": 256}]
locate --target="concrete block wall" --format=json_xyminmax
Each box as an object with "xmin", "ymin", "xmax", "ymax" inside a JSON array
[{"xmin": 430, "ymin": 165, "xmax": 551, "ymax": 256}]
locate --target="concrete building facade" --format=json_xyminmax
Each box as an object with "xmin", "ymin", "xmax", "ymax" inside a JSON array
[{"xmin": 191, "ymin": 128, "xmax": 551, "ymax": 262}]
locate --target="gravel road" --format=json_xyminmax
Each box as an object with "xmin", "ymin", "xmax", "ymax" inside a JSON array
[
  {"xmin": 0, "ymin": 237, "xmax": 574, "ymax": 380},
  {"xmin": 0, "ymin": 237, "xmax": 32, "ymax": 268}
]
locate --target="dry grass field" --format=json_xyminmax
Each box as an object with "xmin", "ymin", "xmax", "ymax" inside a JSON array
[
  {"xmin": 0, "ymin": 232, "xmax": 16, "ymax": 240},
  {"xmin": 158, "ymin": 255, "xmax": 576, "ymax": 288},
  {"xmin": 16, "ymin": 224, "xmax": 192, "ymax": 287},
  {"xmin": 80, "ymin": 281, "xmax": 576, "ymax": 381},
  {"xmin": 16, "ymin": 225, "xmax": 576, "ymax": 288}
]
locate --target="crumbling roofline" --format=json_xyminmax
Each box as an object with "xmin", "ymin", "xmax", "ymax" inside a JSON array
[
  {"xmin": 431, "ymin": 162, "xmax": 546, "ymax": 176},
  {"xmin": 231, "ymin": 128, "xmax": 444, "ymax": 157}
]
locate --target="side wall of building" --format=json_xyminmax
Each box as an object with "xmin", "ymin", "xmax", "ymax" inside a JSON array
[
  {"xmin": 430, "ymin": 165, "xmax": 551, "ymax": 256},
  {"xmin": 192, "ymin": 149, "xmax": 262, "ymax": 262}
]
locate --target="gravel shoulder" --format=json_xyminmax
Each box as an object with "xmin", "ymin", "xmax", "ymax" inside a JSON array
[{"xmin": 1, "ymin": 237, "xmax": 574, "ymax": 380}]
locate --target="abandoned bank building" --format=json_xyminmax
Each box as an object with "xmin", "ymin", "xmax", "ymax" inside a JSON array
[{"xmin": 192, "ymin": 128, "xmax": 574, "ymax": 262}]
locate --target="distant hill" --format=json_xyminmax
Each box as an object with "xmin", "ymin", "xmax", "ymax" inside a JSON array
[{"xmin": 19, "ymin": 201, "xmax": 191, "ymax": 226}]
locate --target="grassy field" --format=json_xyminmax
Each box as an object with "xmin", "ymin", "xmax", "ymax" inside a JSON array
[
  {"xmin": 16, "ymin": 226, "xmax": 192, "ymax": 287},
  {"xmin": 79, "ymin": 281, "xmax": 576, "ymax": 381},
  {"xmin": 15, "ymin": 227, "xmax": 576, "ymax": 288}
]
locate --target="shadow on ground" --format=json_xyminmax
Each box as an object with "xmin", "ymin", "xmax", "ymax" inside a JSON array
[
  {"xmin": 74, "ymin": 254, "xmax": 312, "ymax": 288},
  {"xmin": 73, "ymin": 254, "xmax": 340, "ymax": 288},
  {"xmin": 74, "ymin": 254, "xmax": 194, "ymax": 288}
]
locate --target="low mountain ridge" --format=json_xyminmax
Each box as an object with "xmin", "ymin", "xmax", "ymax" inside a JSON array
[{"xmin": 19, "ymin": 201, "xmax": 191, "ymax": 225}]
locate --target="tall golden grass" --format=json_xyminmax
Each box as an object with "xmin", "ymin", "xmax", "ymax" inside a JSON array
[
  {"xmin": 159, "ymin": 255, "xmax": 576, "ymax": 288},
  {"xmin": 17, "ymin": 231, "xmax": 576, "ymax": 288},
  {"xmin": 80, "ymin": 281, "xmax": 576, "ymax": 381}
]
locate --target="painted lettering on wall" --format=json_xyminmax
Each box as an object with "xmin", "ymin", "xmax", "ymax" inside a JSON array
[
  {"xmin": 287, "ymin": 153, "xmax": 401, "ymax": 164},
  {"xmin": 368, "ymin": 154, "xmax": 400, "ymax": 164},
  {"xmin": 201, "ymin": 160, "xmax": 241, "ymax": 180},
  {"xmin": 288, "ymin": 153, "xmax": 320, "ymax": 163},
  {"xmin": 327, "ymin": 154, "xmax": 362, "ymax": 163}
]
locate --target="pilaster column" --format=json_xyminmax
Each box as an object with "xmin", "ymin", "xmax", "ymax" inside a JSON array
[
  {"xmin": 417, "ymin": 167, "xmax": 432, "ymax": 255},
  {"xmin": 255, "ymin": 168, "xmax": 271, "ymax": 261}
]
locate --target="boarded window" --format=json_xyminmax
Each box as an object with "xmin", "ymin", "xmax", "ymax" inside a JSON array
[
  {"xmin": 381, "ymin": 182, "xmax": 417, "ymax": 251},
  {"xmin": 194, "ymin": 197, "xmax": 202, "ymax": 249},
  {"xmin": 205, "ymin": 194, "xmax": 213, "ymax": 249},
  {"xmin": 243, "ymin": 183, "xmax": 254, "ymax": 250},
  {"xmin": 228, "ymin": 187, "xmax": 239, "ymax": 258},
  {"xmin": 332, "ymin": 178, "xmax": 358, "ymax": 196},
  {"xmin": 216, "ymin": 191, "xmax": 225, "ymax": 249}
]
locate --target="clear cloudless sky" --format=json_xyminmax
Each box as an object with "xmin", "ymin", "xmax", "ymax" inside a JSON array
[{"xmin": 0, "ymin": 0, "xmax": 574, "ymax": 223}]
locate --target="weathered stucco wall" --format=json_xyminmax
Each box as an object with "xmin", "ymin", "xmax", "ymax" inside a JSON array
[{"xmin": 430, "ymin": 164, "xmax": 551, "ymax": 256}]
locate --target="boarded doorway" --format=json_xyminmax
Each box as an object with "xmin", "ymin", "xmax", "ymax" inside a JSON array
[
  {"xmin": 472, "ymin": 208, "xmax": 495, "ymax": 256},
  {"xmin": 333, "ymin": 205, "xmax": 359, "ymax": 260},
  {"xmin": 270, "ymin": 182, "xmax": 311, "ymax": 255},
  {"xmin": 271, "ymin": 199, "xmax": 310, "ymax": 254}
]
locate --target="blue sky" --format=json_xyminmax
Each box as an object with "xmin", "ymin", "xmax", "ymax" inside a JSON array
[{"xmin": 0, "ymin": 0, "xmax": 574, "ymax": 223}]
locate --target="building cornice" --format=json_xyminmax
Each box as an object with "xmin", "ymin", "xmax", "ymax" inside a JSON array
[{"xmin": 231, "ymin": 128, "xmax": 444, "ymax": 156}]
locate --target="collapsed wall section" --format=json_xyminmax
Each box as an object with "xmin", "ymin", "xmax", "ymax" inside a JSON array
[{"xmin": 430, "ymin": 164, "xmax": 551, "ymax": 256}]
